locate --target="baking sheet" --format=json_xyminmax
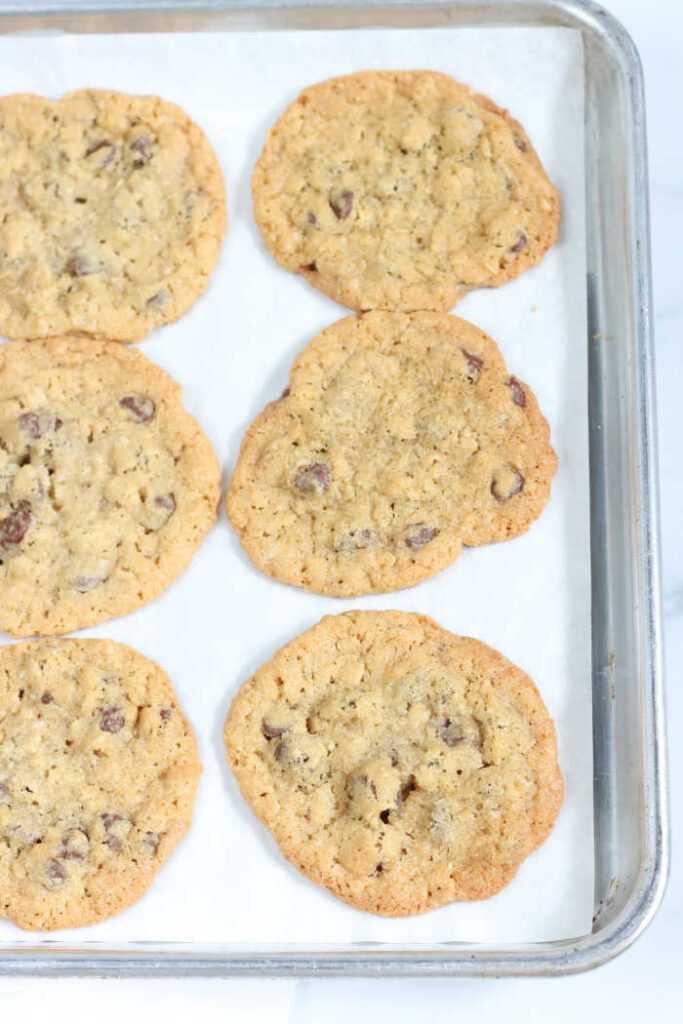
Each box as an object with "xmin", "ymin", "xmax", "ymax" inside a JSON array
[{"xmin": 0, "ymin": 25, "xmax": 591, "ymax": 946}]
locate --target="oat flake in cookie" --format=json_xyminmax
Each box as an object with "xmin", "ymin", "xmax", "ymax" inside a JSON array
[
  {"xmin": 224, "ymin": 611, "xmax": 563, "ymax": 916},
  {"xmin": 0, "ymin": 639, "xmax": 201, "ymax": 931},
  {"xmin": 252, "ymin": 71, "xmax": 559, "ymax": 312},
  {"xmin": 227, "ymin": 311, "xmax": 557, "ymax": 597},
  {"xmin": 0, "ymin": 90, "xmax": 226, "ymax": 342},
  {"xmin": 0, "ymin": 337, "xmax": 220, "ymax": 637}
]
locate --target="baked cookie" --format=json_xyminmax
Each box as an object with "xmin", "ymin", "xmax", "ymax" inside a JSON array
[
  {"xmin": 224, "ymin": 610, "xmax": 563, "ymax": 916},
  {"xmin": 0, "ymin": 89, "xmax": 226, "ymax": 342},
  {"xmin": 0, "ymin": 638, "xmax": 201, "ymax": 931},
  {"xmin": 0, "ymin": 337, "xmax": 220, "ymax": 637},
  {"xmin": 227, "ymin": 311, "xmax": 557, "ymax": 597},
  {"xmin": 252, "ymin": 70, "xmax": 559, "ymax": 312}
]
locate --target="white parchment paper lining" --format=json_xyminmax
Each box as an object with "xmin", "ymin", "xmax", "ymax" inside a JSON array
[{"xmin": 0, "ymin": 25, "xmax": 592, "ymax": 946}]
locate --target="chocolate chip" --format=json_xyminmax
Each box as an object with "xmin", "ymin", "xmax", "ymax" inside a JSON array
[
  {"xmin": 506, "ymin": 376, "xmax": 526, "ymax": 407},
  {"xmin": 119, "ymin": 394, "xmax": 155, "ymax": 423},
  {"xmin": 262, "ymin": 719, "xmax": 288, "ymax": 740},
  {"xmin": 45, "ymin": 858, "xmax": 68, "ymax": 887},
  {"xmin": 437, "ymin": 715, "xmax": 465, "ymax": 747},
  {"xmin": 59, "ymin": 827, "xmax": 89, "ymax": 861},
  {"xmin": 101, "ymin": 813, "xmax": 126, "ymax": 851},
  {"xmin": 491, "ymin": 466, "xmax": 525, "ymax": 502},
  {"xmin": 329, "ymin": 190, "xmax": 354, "ymax": 220},
  {"xmin": 159, "ymin": 707, "xmax": 173, "ymax": 723},
  {"xmin": 65, "ymin": 253, "xmax": 97, "ymax": 277},
  {"xmin": 0, "ymin": 501, "xmax": 32, "ymax": 548},
  {"xmin": 294, "ymin": 462, "xmax": 330, "ymax": 494},
  {"xmin": 146, "ymin": 289, "xmax": 169, "ymax": 309},
  {"xmin": 140, "ymin": 831, "xmax": 160, "ymax": 857},
  {"xmin": 404, "ymin": 523, "xmax": 438, "ymax": 550},
  {"xmin": 510, "ymin": 232, "xmax": 527, "ymax": 253},
  {"xmin": 307, "ymin": 211, "xmax": 317, "ymax": 225},
  {"xmin": 130, "ymin": 135, "xmax": 153, "ymax": 166},
  {"xmin": 379, "ymin": 809, "xmax": 391, "ymax": 824},
  {"xmin": 154, "ymin": 493, "xmax": 176, "ymax": 514},
  {"xmin": 18, "ymin": 412, "xmax": 41, "ymax": 439},
  {"xmin": 514, "ymin": 135, "xmax": 527, "ymax": 152},
  {"xmin": 301, "ymin": 262, "xmax": 318, "ymax": 272},
  {"xmin": 100, "ymin": 707, "xmax": 125, "ymax": 733},
  {"xmin": 85, "ymin": 139, "xmax": 115, "ymax": 166},
  {"xmin": 280, "ymin": 387, "xmax": 291, "ymax": 399},
  {"xmin": 461, "ymin": 348, "xmax": 484, "ymax": 381},
  {"xmin": 397, "ymin": 775, "xmax": 417, "ymax": 805},
  {"xmin": 40, "ymin": 692, "xmax": 54, "ymax": 705},
  {"xmin": 274, "ymin": 740, "xmax": 288, "ymax": 762},
  {"xmin": 71, "ymin": 574, "xmax": 105, "ymax": 592}
]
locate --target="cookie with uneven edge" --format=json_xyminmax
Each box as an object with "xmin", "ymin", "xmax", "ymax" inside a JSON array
[
  {"xmin": 0, "ymin": 89, "xmax": 226, "ymax": 342},
  {"xmin": 0, "ymin": 638, "xmax": 201, "ymax": 931},
  {"xmin": 227, "ymin": 311, "xmax": 557, "ymax": 597},
  {"xmin": 224, "ymin": 611, "xmax": 563, "ymax": 916},
  {"xmin": 252, "ymin": 70, "xmax": 559, "ymax": 312},
  {"xmin": 0, "ymin": 337, "xmax": 220, "ymax": 637}
]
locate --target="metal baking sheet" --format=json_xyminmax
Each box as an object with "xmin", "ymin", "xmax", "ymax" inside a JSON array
[{"xmin": 0, "ymin": 0, "xmax": 668, "ymax": 976}]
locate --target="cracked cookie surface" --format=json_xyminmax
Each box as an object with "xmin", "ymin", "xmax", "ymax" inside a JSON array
[
  {"xmin": 0, "ymin": 89, "xmax": 226, "ymax": 342},
  {"xmin": 227, "ymin": 311, "xmax": 557, "ymax": 597},
  {"xmin": 0, "ymin": 337, "xmax": 220, "ymax": 636},
  {"xmin": 252, "ymin": 70, "xmax": 559, "ymax": 312},
  {"xmin": 0, "ymin": 638, "xmax": 201, "ymax": 930},
  {"xmin": 224, "ymin": 611, "xmax": 563, "ymax": 916}
]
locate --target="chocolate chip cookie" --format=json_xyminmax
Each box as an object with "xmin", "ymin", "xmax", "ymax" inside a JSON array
[
  {"xmin": 224, "ymin": 611, "xmax": 563, "ymax": 916},
  {"xmin": 0, "ymin": 89, "xmax": 226, "ymax": 342},
  {"xmin": 0, "ymin": 638, "xmax": 201, "ymax": 930},
  {"xmin": 0, "ymin": 337, "xmax": 220, "ymax": 636},
  {"xmin": 252, "ymin": 71, "xmax": 559, "ymax": 312},
  {"xmin": 227, "ymin": 311, "xmax": 557, "ymax": 597}
]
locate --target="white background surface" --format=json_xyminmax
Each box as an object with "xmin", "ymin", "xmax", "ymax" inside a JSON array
[
  {"xmin": 0, "ymin": 0, "xmax": 680, "ymax": 1017},
  {"xmin": 0, "ymin": 23, "xmax": 592, "ymax": 949}
]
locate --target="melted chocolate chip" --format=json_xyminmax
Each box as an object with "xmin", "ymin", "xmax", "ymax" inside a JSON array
[
  {"xmin": 71, "ymin": 574, "xmax": 105, "ymax": 593},
  {"xmin": 119, "ymin": 394, "xmax": 155, "ymax": 423},
  {"xmin": 280, "ymin": 387, "xmax": 291, "ymax": 399},
  {"xmin": 101, "ymin": 813, "xmax": 126, "ymax": 851},
  {"xmin": 154, "ymin": 493, "xmax": 176, "ymax": 514},
  {"xmin": 301, "ymin": 262, "xmax": 318, "ymax": 273},
  {"xmin": 510, "ymin": 232, "xmax": 527, "ymax": 254},
  {"xmin": 130, "ymin": 135, "xmax": 153, "ymax": 166},
  {"xmin": 379, "ymin": 809, "xmax": 391, "ymax": 824},
  {"xmin": 46, "ymin": 860, "xmax": 68, "ymax": 884},
  {"xmin": 329, "ymin": 190, "xmax": 354, "ymax": 220},
  {"xmin": 404, "ymin": 524, "xmax": 439, "ymax": 550},
  {"xmin": 18, "ymin": 412, "xmax": 41, "ymax": 439},
  {"xmin": 85, "ymin": 140, "xmax": 115, "ymax": 166},
  {"xmin": 100, "ymin": 707, "xmax": 125, "ymax": 733},
  {"xmin": 65, "ymin": 253, "xmax": 97, "ymax": 277},
  {"xmin": 146, "ymin": 289, "xmax": 169, "ymax": 308},
  {"xmin": 140, "ymin": 831, "xmax": 160, "ymax": 857},
  {"xmin": 59, "ymin": 827, "xmax": 89, "ymax": 861},
  {"xmin": 437, "ymin": 715, "xmax": 465, "ymax": 747},
  {"xmin": 491, "ymin": 467, "xmax": 525, "ymax": 502},
  {"xmin": 262, "ymin": 719, "xmax": 288, "ymax": 740},
  {"xmin": 294, "ymin": 462, "xmax": 330, "ymax": 494},
  {"xmin": 45, "ymin": 858, "xmax": 68, "ymax": 887},
  {"xmin": 40, "ymin": 692, "xmax": 54, "ymax": 705},
  {"xmin": 506, "ymin": 376, "xmax": 526, "ymax": 407},
  {"xmin": 461, "ymin": 348, "xmax": 484, "ymax": 381},
  {"xmin": 0, "ymin": 501, "xmax": 32, "ymax": 548}
]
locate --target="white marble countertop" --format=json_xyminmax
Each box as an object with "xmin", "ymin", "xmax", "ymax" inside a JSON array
[{"xmin": 1, "ymin": 1, "xmax": 680, "ymax": 1019}]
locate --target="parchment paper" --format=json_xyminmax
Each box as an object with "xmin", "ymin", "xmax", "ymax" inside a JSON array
[{"xmin": 0, "ymin": 25, "xmax": 592, "ymax": 947}]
